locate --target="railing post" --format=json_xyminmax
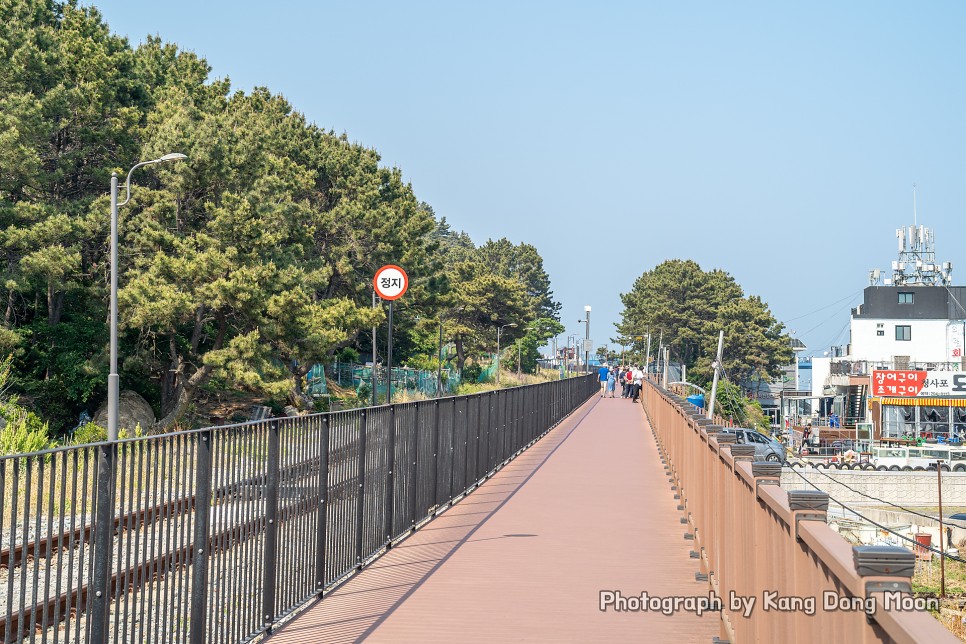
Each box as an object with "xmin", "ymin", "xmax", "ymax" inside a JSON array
[
  {"xmin": 409, "ymin": 405, "xmax": 419, "ymax": 529},
  {"xmin": 88, "ymin": 442, "xmax": 116, "ymax": 643},
  {"xmin": 262, "ymin": 420, "xmax": 281, "ymax": 629},
  {"xmin": 316, "ymin": 415, "xmax": 330, "ymax": 594},
  {"xmin": 189, "ymin": 429, "xmax": 213, "ymax": 644},
  {"xmin": 448, "ymin": 397, "xmax": 457, "ymax": 501},
  {"xmin": 356, "ymin": 410, "xmax": 368, "ymax": 567},
  {"xmin": 384, "ymin": 405, "xmax": 396, "ymax": 547},
  {"xmin": 431, "ymin": 400, "xmax": 440, "ymax": 508},
  {"xmin": 787, "ymin": 489, "xmax": 829, "ymax": 542}
]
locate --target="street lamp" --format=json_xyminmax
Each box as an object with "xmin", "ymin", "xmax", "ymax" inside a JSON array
[
  {"xmin": 496, "ymin": 322, "xmax": 517, "ymax": 384},
  {"xmin": 109, "ymin": 153, "xmax": 187, "ymax": 441},
  {"xmin": 566, "ymin": 334, "xmax": 578, "ymax": 376}
]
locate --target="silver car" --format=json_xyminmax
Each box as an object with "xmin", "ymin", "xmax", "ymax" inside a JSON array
[{"xmin": 719, "ymin": 428, "xmax": 787, "ymax": 463}]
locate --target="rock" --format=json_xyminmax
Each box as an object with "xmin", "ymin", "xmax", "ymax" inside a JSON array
[
  {"xmin": 93, "ymin": 390, "xmax": 156, "ymax": 434},
  {"xmin": 283, "ymin": 405, "xmax": 300, "ymax": 417}
]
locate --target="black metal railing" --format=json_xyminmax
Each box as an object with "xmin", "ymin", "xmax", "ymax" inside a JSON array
[{"xmin": 0, "ymin": 374, "xmax": 596, "ymax": 643}]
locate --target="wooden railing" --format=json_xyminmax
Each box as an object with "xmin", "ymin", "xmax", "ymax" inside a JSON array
[{"xmin": 643, "ymin": 380, "xmax": 958, "ymax": 643}]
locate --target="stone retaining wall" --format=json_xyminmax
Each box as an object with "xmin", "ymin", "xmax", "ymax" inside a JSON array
[{"xmin": 780, "ymin": 468, "xmax": 966, "ymax": 507}]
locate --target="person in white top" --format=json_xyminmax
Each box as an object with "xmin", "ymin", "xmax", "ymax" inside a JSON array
[{"xmin": 631, "ymin": 366, "xmax": 644, "ymax": 401}]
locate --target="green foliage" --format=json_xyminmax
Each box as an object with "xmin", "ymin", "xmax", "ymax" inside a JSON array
[
  {"xmin": 335, "ymin": 347, "xmax": 360, "ymax": 364},
  {"xmin": 744, "ymin": 399, "xmax": 772, "ymax": 433},
  {"xmin": 70, "ymin": 421, "xmax": 143, "ymax": 445},
  {"xmin": 619, "ymin": 259, "xmax": 793, "ymax": 389},
  {"xmin": 461, "ymin": 363, "xmax": 483, "ymax": 383},
  {"xmin": 712, "ymin": 381, "xmax": 747, "ymax": 424},
  {"xmin": 70, "ymin": 422, "xmax": 107, "ymax": 445},
  {"xmin": 0, "ymin": 357, "xmax": 53, "ymax": 454},
  {"xmin": 0, "ymin": 412, "xmax": 53, "ymax": 454},
  {"xmin": 0, "ymin": 0, "xmax": 565, "ymax": 433}
]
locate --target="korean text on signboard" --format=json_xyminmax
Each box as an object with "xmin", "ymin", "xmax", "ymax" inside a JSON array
[
  {"xmin": 373, "ymin": 265, "xmax": 409, "ymax": 300},
  {"xmin": 871, "ymin": 369, "xmax": 966, "ymax": 397}
]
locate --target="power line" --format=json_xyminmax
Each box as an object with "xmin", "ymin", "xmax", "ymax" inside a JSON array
[
  {"xmin": 785, "ymin": 465, "xmax": 966, "ymax": 564},
  {"xmin": 784, "ymin": 289, "xmax": 865, "ymax": 324},
  {"xmin": 794, "ymin": 463, "xmax": 941, "ymax": 522}
]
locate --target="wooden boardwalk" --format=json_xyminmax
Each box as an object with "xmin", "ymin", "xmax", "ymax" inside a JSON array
[{"xmin": 268, "ymin": 393, "xmax": 718, "ymax": 643}]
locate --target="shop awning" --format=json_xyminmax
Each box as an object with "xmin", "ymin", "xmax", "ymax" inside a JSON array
[{"xmin": 877, "ymin": 397, "xmax": 966, "ymax": 407}]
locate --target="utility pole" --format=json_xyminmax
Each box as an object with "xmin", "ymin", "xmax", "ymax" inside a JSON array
[
  {"xmin": 663, "ymin": 348, "xmax": 670, "ymax": 388},
  {"xmin": 938, "ymin": 460, "xmax": 947, "ymax": 598},
  {"xmin": 584, "ymin": 305, "xmax": 591, "ymax": 374},
  {"xmin": 644, "ymin": 332, "xmax": 651, "ymax": 376},
  {"xmin": 708, "ymin": 330, "xmax": 725, "ymax": 420},
  {"xmin": 654, "ymin": 329, "xmax": 663, "ymax": 381}
]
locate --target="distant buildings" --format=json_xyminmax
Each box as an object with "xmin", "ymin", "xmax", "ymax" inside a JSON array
[{"xmin": 803, "ymin": 223, "xmax": 966, "ymax": 441}]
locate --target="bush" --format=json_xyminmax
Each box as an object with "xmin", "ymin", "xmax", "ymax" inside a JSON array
[
  {"xmin": 71, "ymin": 422, "xmax": 107, "ymax": 444},
  {"xmin": 0, "ymin": 410, "xmax": 53, "ymax": 455},
  {"xmin": 335, "ymin": 347, "xmax": 360, "ymax": 364},
  {"xmin": 462, "ymin": 363, "xmax": 483, "ymax": 383},
  {"xmin": 70, "ymin": 422, "xmax": 145, "ymax": 445}
]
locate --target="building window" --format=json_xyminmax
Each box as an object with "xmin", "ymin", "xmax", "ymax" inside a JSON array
[
  {"xmin": 877, "ymin": 323, "xmax": 884, "ymax": 337},
  {"xmin": 898, "ymin": 292, "xmax": 914, "ymax": 304},
  {"xmin": 895, "ymin": 325, "xmax": 912, "ymax": 341}
]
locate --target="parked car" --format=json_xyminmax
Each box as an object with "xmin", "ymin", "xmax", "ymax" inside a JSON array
[{"xmin": 719, "ymin": 428, "xmax": 787, "ymax": 463}]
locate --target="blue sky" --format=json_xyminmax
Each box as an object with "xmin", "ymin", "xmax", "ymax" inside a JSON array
[{"xmin": 88, "ymin": 0, "xmax": 966, "ymax": 358}]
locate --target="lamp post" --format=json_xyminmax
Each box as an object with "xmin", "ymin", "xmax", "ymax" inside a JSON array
[
  {"xmin": 582, "ymin": 306, "xmax": 591, "ymax": 374},
  {"xmin": 109, "ymin": 153, "xmax": 187, "ymax": 441},
  {"xmin": 496, "ymin": 322, "xmax": 517, "ymax": 384},
  {"xmin": 92, "ymin": 152, "xmax": 186, "ymax": 643},
  {"xmin": 567, "ymin": 334, "xmax": 577, "ymax": 376}
]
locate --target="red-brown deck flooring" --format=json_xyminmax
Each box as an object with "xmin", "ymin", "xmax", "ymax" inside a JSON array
[{"xmin": 269, "ymin": 393, "xmax": 717, "ymax": 643}]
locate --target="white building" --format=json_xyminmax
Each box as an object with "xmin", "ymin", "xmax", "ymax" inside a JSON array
[{"xmin": 824, "ymin": 224, "xmax": 966, "ymax": 439}]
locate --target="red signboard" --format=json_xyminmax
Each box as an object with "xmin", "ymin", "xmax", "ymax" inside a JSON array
[{"xmin": 871, "ymin": 370, "xmax": 927, "ymax": 397}]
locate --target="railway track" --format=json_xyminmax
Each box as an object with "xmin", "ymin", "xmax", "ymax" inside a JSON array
[{"xmin": 0, "ymin": 443, "xmax": 363, "ymax": 642}]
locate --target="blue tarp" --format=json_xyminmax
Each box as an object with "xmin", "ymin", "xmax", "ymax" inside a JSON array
[{"xmin": 687, "ymin": 394, "xmax": 705, "ymax": 409}]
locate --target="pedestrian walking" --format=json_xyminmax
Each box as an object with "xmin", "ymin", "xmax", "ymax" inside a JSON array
[
  {"xmin": 606, "ymin": 368, "xmax": 617, "ymax": 397},
  {"xmin": 598, "ymin": 363, "xmax": 609, "ymax": 397},
  {"xmin": 623, "ymin": 366, "xmax": 634, "ymax": 398},
  {"xmin": 631, "ymin": 365, "xmax": 644, "ymax": 401}
]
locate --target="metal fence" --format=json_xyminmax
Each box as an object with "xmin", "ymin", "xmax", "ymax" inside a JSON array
[
  {"xmin": 643, "ymin": 381, "xmax": 958, "ymax": 643},
  {"xmin": 0, "ymin": 374, "xmax": 596, "ymax": 644}
]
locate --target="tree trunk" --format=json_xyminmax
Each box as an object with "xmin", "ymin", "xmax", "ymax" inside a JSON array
[
  {"xmin": 455, "ymin": 336, "xmax": 466, "ymax": 373},
  {"xmin": 5, "ymin": 288, "xmax": 14, "ymax": 327},
  {"xmin": 47, "ymin": 289, "xmax": 64, "ymax": 326},
  {"xmin": 155, "ymin": 381, "xmax": 193, "ymax": 432},
  {"xmin": 156, "ymin": 314, "xmax": 226, "ymax": 431}
]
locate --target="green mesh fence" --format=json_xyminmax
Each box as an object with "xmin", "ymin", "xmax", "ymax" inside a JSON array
[{"xmin": 305, "ymin": 362, "xmax": 461, "ymax": 398}]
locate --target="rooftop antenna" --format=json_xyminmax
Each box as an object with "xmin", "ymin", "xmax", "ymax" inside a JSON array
[{"xmin": 913, "ymin": 183, "xmax": 918, "ymax": 227}]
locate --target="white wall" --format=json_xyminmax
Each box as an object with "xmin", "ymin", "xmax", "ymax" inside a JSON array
[
  {"xmin": 850, "ymin": 318, "xmax": 950, "ymax": 362},
  {"xmin": 811, "ymin": 357, "xmax": 830, "ymax": 399}
]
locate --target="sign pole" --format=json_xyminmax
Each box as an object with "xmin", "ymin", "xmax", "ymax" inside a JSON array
[
  {"xmin": 373, "ymin": 264, "xmax": 409, "ymax": 405},
  {"xmin": 372, "ymin": 290, "xmax": 378, "ymax": 406},
  {"xmin": 387, "ymin": 299, "xmax": 394, "ymax": 404}
]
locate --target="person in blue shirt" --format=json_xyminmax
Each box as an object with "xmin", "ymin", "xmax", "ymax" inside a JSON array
[
  {"xmin": 598, "ymin": 364, "xmax": 609, "ymax": 397},
  {"xmin": 606, "ymin": 368, "xmax": 617, "ymax": 398}
]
